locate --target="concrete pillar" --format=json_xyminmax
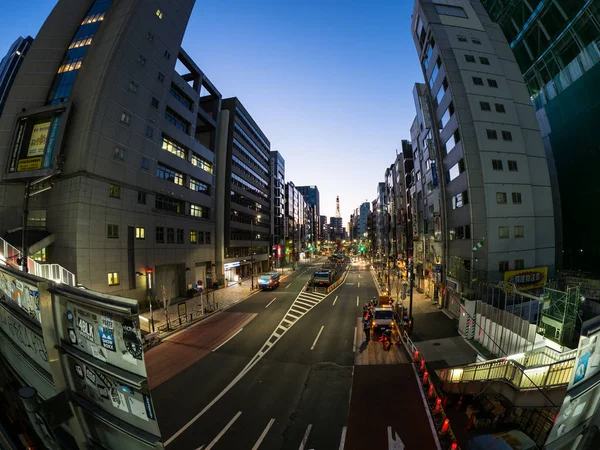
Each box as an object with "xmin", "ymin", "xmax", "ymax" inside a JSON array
[{"xmin": 215, "ymin": 110, "xmax": 229, "ymax": 286}]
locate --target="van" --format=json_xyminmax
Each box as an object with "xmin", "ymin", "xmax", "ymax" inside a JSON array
[
  {"xmin": 258, "ymin": 272, "xmax": 280, "ymax": 290},
  {"xmin": 372, "ymin": 305, "xmax": 394, "ymax": 330}
]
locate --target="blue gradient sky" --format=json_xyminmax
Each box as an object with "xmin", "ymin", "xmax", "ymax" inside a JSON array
[{"xmin": 0, "ymin": 0, "xmax": 422, "ymax": 224}]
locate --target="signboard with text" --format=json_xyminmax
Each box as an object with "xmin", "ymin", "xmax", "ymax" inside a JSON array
[{"xmin": 503, "ymin": 266, "xmax": 548, "ymax": 291}]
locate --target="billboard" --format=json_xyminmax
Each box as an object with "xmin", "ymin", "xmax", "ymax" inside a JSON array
[
  {"xmin": 4, "ymin": 103, "xmax": 71, "ymax": 180},
  {"xmin": 503, "ymin": 266, "xmax": 547, "ymax": 291}
]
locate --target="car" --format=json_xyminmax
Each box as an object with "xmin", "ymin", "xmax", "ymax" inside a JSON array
[
  {"xmin": 258, "ymin": 272, "xmax": 280, "ymax": 290},
  {"xmin": 372, "ymin": 305, "xmax": 394, "ymax": 330}
]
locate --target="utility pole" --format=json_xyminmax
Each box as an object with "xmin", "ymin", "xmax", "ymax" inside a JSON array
[
  {"xmin": 408, "ymin": 259, "xmax": 414, "ymax": 333},
  {"xmin": 251, "ymin": 217, "xmax": 255, "ymax": 291}
]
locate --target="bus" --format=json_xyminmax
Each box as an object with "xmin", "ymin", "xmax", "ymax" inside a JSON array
[{"xmin": 313, "ymin": 270, "xmax": 334, "ymax": 287}]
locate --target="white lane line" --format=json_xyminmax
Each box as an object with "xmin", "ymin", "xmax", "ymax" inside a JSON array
[
  {"xmin": 195, "ymin": 446, "xmax": 205, "ymax": 450},
  {"xmin": 212, "ymin": 328, "xmax": 243, "ymax": 352},
  {"xmin": 358, "ymin": 282, "xmax": 360, "ymax": 288},
  {"xmin": 356, "ymin": 296, "xmax": 360, "ymax": 307},
  {"xmin": 353, "ymin": 326, "xmax": 357, "ymax": 352},
  {"xmin": 339, "ymin": 426, "xmax": 347, "ymax": 450},
  {"xmin": 286, "ymin": 283, "xmax": 291, "ymax": 289},
  {"xmin": 251, "ymin": 418, "xmax": 275, "ymax": 450},
  {"xmin": 205, "ymin": 411, "xmax": 242, "ymax": 450},
  {"xmin": 310, "ymin": 326, "xmax": 324, "ymax": 351},
  {"xmin": 332, "ymin": 296, "xmax": 338, "ymax": 306},
  {"xmin": 298, "ymin": 424, "xmax": 313, "ymax": 450},
  {"xmin": 265, "ymin": 298, "xmax": 276, "ymax": 308}
]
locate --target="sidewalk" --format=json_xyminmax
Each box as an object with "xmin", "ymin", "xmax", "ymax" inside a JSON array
[{"xmin": 141, "ymin": 267, "xmax": 295, "ymax": 332}]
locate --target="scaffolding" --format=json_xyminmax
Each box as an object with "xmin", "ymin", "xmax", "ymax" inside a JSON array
[{"xmin": 539, "ymin": 285, "xmax": 581, "ymax": 347}]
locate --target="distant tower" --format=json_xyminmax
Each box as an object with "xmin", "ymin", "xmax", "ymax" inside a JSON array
[{"xmin": 336, "ymin": 196, "xmax": 340, "ymax": 218}]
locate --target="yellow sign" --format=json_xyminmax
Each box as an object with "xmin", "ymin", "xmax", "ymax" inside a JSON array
[
  {"xmin": 17, "ymin": 157, "xmax": 43, "ymax": 172},
  {"xmin": 27, "ymin": 121, "xmax": 51, "ymax": 157},
  {"xmin": 504, "ymin": 266, "xmax": 548, "ymax": 291}
]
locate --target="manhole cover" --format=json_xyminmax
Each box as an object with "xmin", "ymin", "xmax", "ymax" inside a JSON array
[{"xmin": 432, "ymin": 342, "xmax": 441, "ymax": 346}]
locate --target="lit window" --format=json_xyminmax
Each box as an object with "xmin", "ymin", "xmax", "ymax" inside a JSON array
[
  {"xmin": 514, "ymin": 225, "xmax": 524, "ymax": 238},
  {"xmin": 108, "ymin": 272, "xmax": 119, "ymax": 286},
  {"xmin": 68, "ymin": 36, "xmax": 93, "ymax": 49},
  {"xmin": 190, "ymin": 178, "xmax": 210, "ymax": 194},
  {"xmin": 114, "ymin": 147, "xmax": 125, "ymax": 160},
  {"xmin": 109, "ymin": 184, "xmax": 121, "ymax": 198},
  {"xmin": 498, "ymin": 226, "xmax": 509, "ymax": 239},
  {"xmin": 512, "ymin": 192, "xmax": 522, "ymax": 204},
  {"xmin": 190, "ymin": 204, "xmax": 205, "ymax": 218},
  {"xmin": 157, "ymin": 164, "xmax": 183, "ymax": 186},
  {"xmin": 57, "ymin": 58, "xmax": 83, "ymax": 73},
  {"xmin": 107, "ymin": 224, "xmax": 119, "ymax": 238},
  {"xmin": 120, "ymin": 112, "xmax": 131, "ymax": 125},
  {"xmin": 190, "ymin": 230, "xmax": 197, "ymax": 243},
  {"xmin": 81, "ymin": 12, "xmax": 105, "ymax": 25},
  {"xmin": 135, "ymin": 227, "xmax": 145, "ymax": 239},
  {"xmin": 191, "ymin": 154, "xmax": 213, "ymax": 173},
  {"xmin": 162, "ymin": 136, "xmax": 187, "ymax": 159},
  {"xmin": 156, "ymin": 9, "xmax": 163, "ymax": 19},
  {"xmin": 496, "ymin": 192, "xmax": 507, "ymax": 204}
]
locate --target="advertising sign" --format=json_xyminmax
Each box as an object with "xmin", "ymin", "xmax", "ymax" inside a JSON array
[
  {"xmin": 27, "ymin": 121, "xmax": 51, "ymax": 157},
  {"xmin": 503, "ymin": 266, "xmax": 547, "ymax": 291},
  {"xmin": 568, "ymin": 329, "xmax": 600, "ymax": 390},
  {"xmin": 0, "ymin": 269, "xmax": 41, "ymax": 323}
]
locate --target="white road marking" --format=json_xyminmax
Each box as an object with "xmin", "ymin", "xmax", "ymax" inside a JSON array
[
  {"xmin": 345, "ymin": 283, "xmax": 355, "ymax": 286},
  {"xmin": 298, "ymin": 424, "xmax": 313, "ymax": 450},
  {"xmin": 265, "ymin": 298, "xmax": 276, "ymax": 308},
  {"xmin": 205, "ymin": 411, "xmax": 242, "ymax": 450},
  {"xmin": 286, "ymin": 283, "xmax": 291, "ymax": 289},
  {"xmin": 332, "ymin": 296, "xmax": 338, "ymax": 306},
  {"xmin": 356, "ymin": 296, "xmax": 360, "ymax": 307},
  {"xmin": 212, "ymin": 328, "xmax": 243, "ymax": 352},
  {"xmin": 310, "ymin": 326, "xmax": 324, "ymax": 351},
  {"xmin": 387, "ymin": 426, "xmax": 405, "ymax": 450},
  {"xmin": 251, "ymin": 418, "xmax": 275, "ymax": 450},
  {"xmin": 339, "ymin": 426, "xmax": 347, "ymax": 450},
  {"xmin": 195, "ymin": 446, "xmax": 204, "ymax": 450},
  {"xmin": 353, "ymin": 327, "xmax": 357, "ymax": 352},
  {"xmin": 358, "ymin": 282, "xmax": 360, "ymax": 288}
]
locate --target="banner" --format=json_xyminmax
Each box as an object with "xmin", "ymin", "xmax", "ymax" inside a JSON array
[
  {"xmin": 503, "ymin": 267, "xmax": 547, "ymax": 290},
  {"xmin": 27, "ymin": 121, "xmax": 51, "ymax": 157}
]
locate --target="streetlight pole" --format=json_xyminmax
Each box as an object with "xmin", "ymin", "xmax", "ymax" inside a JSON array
[{"xmin": 251, "ymin": 218, "xmax": 254, "ymax": 291}]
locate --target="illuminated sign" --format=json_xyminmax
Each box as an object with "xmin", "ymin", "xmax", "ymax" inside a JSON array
[
  {"xmin": 27, "ymin": 121, "xmax": 51, "ymax": 156},
  {"xmin": 504, "ymin": 267, "xmax": 547, "ymax": 291},
  {"xmin": 224, "ymin": 262, "xmax": 240, "ymax": 269}
]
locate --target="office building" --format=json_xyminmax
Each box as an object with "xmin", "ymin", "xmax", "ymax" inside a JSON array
[
  {"xmin": 319, "ymin": 214, "xmax": 328, "ymax": 243},
  {"xmin": 217, "ymin": 97, "xmax": 271, "ymax": 284},
  {"xmin": 297, "ymin": 185, "xmax": 320, "ymax": 243},
  {"xmin": 285, "ymin": 181, "xmax": 305, "ymax": 263},
  {"xmin": 481, "ymin": 0, "xmax": 600, "ymax": 276},
  {"xmin": 329, "ymin": 216, "xmax": 343, "ymax": 241},
  {"xmin": 0, "ymin": 36, "xmax": 33, "ymax": 114},
  {"xmin": 0, "ymin": 0, "xmax": 221, "ymax": 301},
  {"xmin": 358, "ymin": 202, "xmax": 370, "ymax": 238},
  {"xmin": 410, "ymin": 0, "xmax": 556, "ymax": 304},
  {"xmin": 270, "ymin": 150, "xmax": 285, "ymax": 268}
]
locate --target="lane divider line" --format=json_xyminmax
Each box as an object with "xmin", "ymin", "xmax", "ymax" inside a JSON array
[
  {"xmin": 251, "ymin": 418, "xmax": 275, "ymax": 450},
  {"xmin": 356, "ymin": 296, "xmax": 360, "ymax": 307},
  {"xmin": 310, "ymin": 326, "xmax": 325, "ymax": 350},
  {"xmin": 212, "ymin": 328, "xmax": 243, "ymax": 352},
  {"xmin": 332, "ymin": 296, "xmax": 338, "ymax": 306},
  {"xmin": 353, "ymin": 327, "xmax": 357, "ymax": 352},
  {"xmin": 265, "ymin": 298, "xmax": 276, "ymax": 308},
  {"xmin": 339, "ymin": 426, "xmax": 347, "ymax": 450},
  {"xmin": 286, "ymin": 283, "xmax": 291, "ymax": 289},
  {"xmin": 205, "ymin": 411, "xmax": 242, "ymax": 450},
  {"xmin": 358, "ymin": 282, "xmax": 360, "ymax": 288},
  {"xmin": 298, "ymin": 424, "xmax": 313, "ymax": 450}
]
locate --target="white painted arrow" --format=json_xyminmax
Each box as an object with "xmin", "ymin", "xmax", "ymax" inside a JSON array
[{"xmin": 387, "ymin": 426, "xmax": 405, "ymax": 450}]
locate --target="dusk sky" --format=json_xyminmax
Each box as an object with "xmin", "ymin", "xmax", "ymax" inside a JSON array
[{"xmin": 0, "ymin": 0, "xmax": 423, "ymax": 225}]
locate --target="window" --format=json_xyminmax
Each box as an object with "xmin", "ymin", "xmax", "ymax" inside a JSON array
[
  {"xmin": 457, "ymin": 35, "xmax": 467, "ymax": 42},
  {"xmin": 56, "ymin": 57, "xmax": 83, "ymax": 73},
  {"xmin": 141, "ymin": 157, "xmax": 150, "ymax": 170},
  {"xmin": 190, "ymin": 204, "xmax": 206, "ymax": 218},
  {"xmin": 114, "ymin": 147, "xmax": 125, "ymax": 160},
  {"xmin": 157, "ymin": 164, "xmax": 183, "ymax": 185},
  {"xmin": 155, "ymin": 9, "xmax": 163, "ymax": 19},
  {"xmin": 128, "ymin": 81, "xmax": 139, "ymax": 94},
  {"xmin": 198, "ymin": 231, "xmax": 205, "ymax": 244},
  {"xmin": 165, "ymin": 108, "xmax": 190, "ymax": 133},
  {"xmin": 496, "ymin": 192, "xmax": 507, "ymax": 204},
  {"xmin": 487, "ymin": 78, "xmax": 498, "ymax": 88},
  {"xmin": 163, "ymin": 50, "xmax": 171, "ymax": 60},
  {"xmin": 499, "ymin": 261, "xmax": 509, "ymax": 272},
  {"xmin": 444, "ymin": 130, "xmax": 461, "ymax": 154},
  {"xmin": 480, "ymin": 101, "xmax": 491, "ymax": 111},
  {"xmin": 167, "ymin": 228, "xmax": 175, "ymax": 244},
  {"xmin": 472, "ymin": 76, "xmax": 484, "ymax": 86},
  {"xmin": 514, "ymin": 259, "xmax": 525, "ymax": 270},
  {"xmin": 170, "ymin": 84, "xmax": 192, "ymax": 110},
  {"xmin": 156, "ymin": 227, "xmax": 164, "ymax": 243},
  {"xmin": 435, "ymin": 78, "xmax": 448, "ymax": 105},
  {"xmin": 146, "ymin": 31, "xmax": 154, "ymax": 42},
  {"xmin": 465, "ymin": 54, "xmax": 476, "ymax": 63},
  {"xmin": 447, "ymin": 159, "xmax": 465, "ymax": 182},
  {"xmin": 479, "ymin": 56, "xmax": 490, "ymax": 65},
  {"xmin": 107, "ymin": 224, "xmax": 119, "ymax": 238},
  {"xmin": 455, "ymin": 226, "xmax": 465, "ymax": 239},
  {"xmin": 492, "ymin": 159, "xmax": 503, "ymax": 170},
  {"xmin": 472, "ymin": 38, "xmax": 481, "ymax": 45},
  {"xmin": 486, "ymin": 129, "xmax": 498, "ymax": 140},
  {"xmin": 465, "ymin": 224, "xmax": 471, "ymax": 239},
  {"xmin": 191, "ymin": 154, "xmax": 213, "ymax": 173},
  {"xmin": 162, "ymin": 135, "xmax": 188, "ymax": 159},
  {"xmin": 205, "ymin": 232, "xmax": 211, "ymax": 244},
  {"xmin": 155, "ymin": 195, "xmax": 184, "ymax": 214},
  {"xmin": 177, "ymin": 229, "xmax": 184, "ymax": 244},
  {"xmin": 427, "ymin": 181, "xmax": 433, "ymax": 194},
  {"xmin": 120, "ymin": 112, "xmax": 131, "ymax": 125},
  {"xmin": 135, "ymin": 227, "xmax": 145, "ymax": 239},
  {"xmin": 68, "ymin": 36, "xmax": 93, "ymax": 49},
  {"xmin": 439, "ymin": 102, "xmax": 454, "ymax": 129},
  {"xmin": 190, "ymin": 178, "xmax": 210, "ymax": 195},
  {"xmin": 499, "ymin": 226, "xmax": 509, "ymax": 239},
  {"xmin": 157, "ymin": 72, "xmax": 165, "ymax": 83},
  {"xmin": 429, "ymin": 58, "xmax": 440, "ymax": 89},
  {"xmin": 145, "ymin": 126, "xmax": 154, "ymax": 138},
  {"xmin": 190, "ymin": 230, "xmax": 197, "ymax": 243},
  {"xmin": 434, "ymin": 4, "xmax": 467, "ymax": 18},
  {"xmin": 109, "ymin": 184, "xmax": 121, "ymax": 198},
  {"xmin": 151, "ymin": 97, "xmax": 159, "ymax": 109},
  {"xmin": 451, "ymin": 191, "xmax": 469, "ymax": 209},
  {"xmin": 502, "ymin": 131, "xmax": 513, "ymax": 141},
  {"xmin": 108, "ymin": 272, "xmax": 119, "ymax": 286},
  {"xmin": 512, "ymin": 192, "xmax": 522, "ymax": 204},
  {"xmin": 137, "ymin": 191, "xmax": 146, "ymax": 204},
  {"xmin": 495, "ymin": 103, "xmax": 506, "ymax": 113},
  {"xmin": 514, "ymin": 225, "xmax": 524, "ymax": 238},
  {"xmin": 137, "ymin": 54, "xmax": 146, "ymax": 67}
]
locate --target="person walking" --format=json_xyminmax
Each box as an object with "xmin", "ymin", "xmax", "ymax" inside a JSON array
[{"xmin": 363, "ymin": 317, "xmax": 371, "ymax": 342}]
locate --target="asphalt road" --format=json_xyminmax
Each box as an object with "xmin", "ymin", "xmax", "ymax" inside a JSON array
[{"xmin": 148, "ymin": 259, "xmax": 439, "ymax": 450}]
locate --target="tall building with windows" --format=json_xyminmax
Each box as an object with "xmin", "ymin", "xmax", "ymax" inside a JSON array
[
  {"xmin": 0, "ymin": 36, "xmax": 33, "ymax": 115},
  {"xmin": 411, "ymin": 0, "xmax": 556, "ymax": 304},
  {"xmin": 296, "ymin": 185, "xmax": 320, "ymax": 243},
  {"xmin": 270, "ymin": 150, "xmax": 285, "ymax": 267},
  {"xmin": 0, "ymin": 0, "xmax": 221, "ymax": 301},
  {"xmin": 358, "ymin": 202, "xmax": 370, "ymax": 237},
  {"xmin": 481, "ymin": 0, "xmax": 600, "ymax": 276},
  {"xmin": 217, "ymin": 97, "xmax": 271, "ymax": 284}
]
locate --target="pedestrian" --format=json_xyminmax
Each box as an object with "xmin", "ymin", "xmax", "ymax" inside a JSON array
[{"xmin": 363, "ymin": 317, "xmax": 371, "ymax": 342}]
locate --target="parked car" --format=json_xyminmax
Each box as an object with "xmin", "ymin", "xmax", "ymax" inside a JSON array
[{"xmin": 258, "ymin": 272, "xmax": 280, "ymax": 290}]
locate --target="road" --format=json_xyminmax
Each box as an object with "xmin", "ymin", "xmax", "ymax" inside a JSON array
[{"xmin": 146, "ymin": 259, "xmax": 439, "ymax": 449}]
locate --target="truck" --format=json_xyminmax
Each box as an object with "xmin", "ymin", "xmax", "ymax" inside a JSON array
[
  {"xmin": 313, "ymin": 270, "xmax": 334, "ymax": 287},
  {"xmin": 372, "ymin": 305, "xmax": 394, "ymax": 330}
]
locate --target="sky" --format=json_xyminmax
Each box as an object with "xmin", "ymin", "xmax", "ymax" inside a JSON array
[{"xmin": 0, "ymin": 0, "xmax": 423, "ymax": 224}]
